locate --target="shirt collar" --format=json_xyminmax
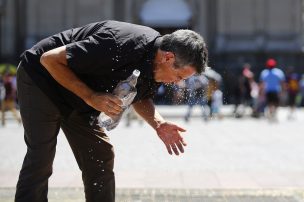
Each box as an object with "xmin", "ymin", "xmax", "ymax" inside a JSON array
[{"xmin": 143, "ymin": 36, "xmax": 162, "ymax": 80}]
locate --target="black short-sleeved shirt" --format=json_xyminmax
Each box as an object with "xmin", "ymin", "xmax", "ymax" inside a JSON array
[{"xmin": 20, "ymin": 20, "xmax": 162, "ymax": 119}]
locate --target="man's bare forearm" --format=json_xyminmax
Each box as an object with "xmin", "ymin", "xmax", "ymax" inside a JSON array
[
  {"xmin": 40, "ymin": 46, "xmax": 95, "ymax": 106},
  {"xmin": 132, "ymin": 99, "xmax": 165, "ymax": 129}
]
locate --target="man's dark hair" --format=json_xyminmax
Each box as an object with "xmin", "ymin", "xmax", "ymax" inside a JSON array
[{"xmin": 159, "ymin": 29, "xmax": 208, "ymax": 74}]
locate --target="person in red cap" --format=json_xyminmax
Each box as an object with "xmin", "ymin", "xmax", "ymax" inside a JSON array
[
  {"xmin": 259, "ymin": 58, "xmax": 285, "ymax": 121},
  {"xmin": 266, "ymin": 58, "xmax": 277, "ymax": 68}
]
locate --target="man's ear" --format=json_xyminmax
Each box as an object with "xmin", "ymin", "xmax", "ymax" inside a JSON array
[{"xmin": 164, "ymin": 52, "xmax": 175, "ymax": 62}]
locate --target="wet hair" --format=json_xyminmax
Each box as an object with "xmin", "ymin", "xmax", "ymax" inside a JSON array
[{"xmin": 159, "ymin": 29, "xmax": 208, "ymax": 74}]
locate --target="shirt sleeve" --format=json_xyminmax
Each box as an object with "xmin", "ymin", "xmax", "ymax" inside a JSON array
[
  {"xmin": 66, "ymin": 32, "xmax": 120, "ymax": 74},
  {"xmin": 66, "ymin": 32, "xmax": 147, "ymax": 74}
]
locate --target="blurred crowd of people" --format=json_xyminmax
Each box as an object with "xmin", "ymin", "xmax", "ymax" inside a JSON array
[
  {"xmin": 0, "ymin": 63, "xmax": 22, "ymax": 126},
  {"xmin": 154, "ymin": 67, "xmax": 224, "ymax": 122},
  {"xmin": 1, "ymin": 59, "xmax": 304, "ymax": 126},
  {"xmin": 233, "ymin": 58, "xmax": 304, "ymax": 121},
  {"xmin": 153, "ymin": 58, "xmax": 304, "ymax": 122}
]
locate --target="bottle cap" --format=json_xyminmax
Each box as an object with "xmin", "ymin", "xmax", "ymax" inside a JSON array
[{"xmin": 133, "ymin": 69, "xmax": 140, "ymax": 77}]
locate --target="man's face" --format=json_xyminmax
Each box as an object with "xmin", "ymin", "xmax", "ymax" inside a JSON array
[{"xmin": 153, "ymin": 51, "xmax": 196, "ymax": 83}]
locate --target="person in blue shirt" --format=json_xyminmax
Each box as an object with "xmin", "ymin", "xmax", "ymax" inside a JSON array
[
  {"xmin": 259, "ymin": 58, "xmax": 285, "ymax": 121},
  {"xmin": 184, "ymin": 74, "xmax": 209, "ymax": 122}
]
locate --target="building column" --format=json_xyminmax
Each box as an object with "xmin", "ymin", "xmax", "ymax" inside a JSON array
[
  {"xmin": 206, "ymin": 0, "xmax": 217, "ymax": 52},
  {"xmin": 0, "ymin": 0, "xmax": 7, "ymax": 60},
  {"xmin": 14, "ymin": 0, "xmax": 27, "ymax": 59},
  {"xmin": 113, "ymin": 0, "xmax": 125, "ymax": 21}
]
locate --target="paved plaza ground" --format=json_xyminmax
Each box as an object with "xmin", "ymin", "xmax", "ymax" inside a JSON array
[{"xmin": 1, "ymin": 106, "xmax": 304, "ymax": 201}]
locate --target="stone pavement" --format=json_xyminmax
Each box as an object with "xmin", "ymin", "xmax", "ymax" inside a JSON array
[
  {"xmin": 1, "ymin": 106, "xmax": 304, "ymax": 201},
  {"xmin": 1, "ymin": 188, "xmax": 304, "ymax": 201}
]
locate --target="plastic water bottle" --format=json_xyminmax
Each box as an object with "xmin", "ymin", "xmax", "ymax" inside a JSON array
[{"xmin": 97, "ymin": 69, "xmax": 140, "ymax": 131}]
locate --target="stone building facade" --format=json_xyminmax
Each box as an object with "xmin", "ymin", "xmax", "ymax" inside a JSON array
[{"xmin": 1, "ymin": 0, "xmax": 304, "ymax": 73}]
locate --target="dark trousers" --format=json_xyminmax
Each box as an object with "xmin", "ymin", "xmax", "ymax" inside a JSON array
[{"xmin": 15, "ymin": 65, "xmax": 115, "ymax": 202}]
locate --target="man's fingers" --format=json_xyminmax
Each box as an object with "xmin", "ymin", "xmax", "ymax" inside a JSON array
[
  {"xmin": 104, "ymin": 104, "xmax": 122, "ymax": 116},
  {"xmin": 176, "ymin": 142, "xmax": 184, "ymax": 154},
  {"xmin": 177, "ymin": 126, "xmax": 186, "ymax": 132},
  {"xmin": 109, "ymin": 95, "xmax": 123, "ymax": 106},
  {"xmin": 180, "ymin": 138, "xmax": 187, "ymax": 146},
  {"xmin": 106, "ymin": 107, "xmax": 120, "ymax": 115},
  {"xmin": 108, "ymin": 101, "xmax": 122, "ymax": 111},
  {"xmin": 105, "ymin": 99, "xmax": 123, "ymax": 115},
  {"xmin": 105, "ymin": 111, "xmax": 118, "ymax": 117},
  {"xmin": 171, "ymin": 144, "xmax": 179, "ymax": 155},
  {"xmin": 166, "ymin": 144, "xmax": 172, "ymax": 155}
]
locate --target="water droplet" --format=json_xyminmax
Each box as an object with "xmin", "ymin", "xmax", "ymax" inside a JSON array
[
  {"xmin": 111, "ymin": 69, "xmax": 114, "ymax": 71},
  {"xmin": 89, "ymin": 115, "xmax": 96, "ymax": 126},
  {"xmin": 93, "ymin": 182, "xmax": 97, "ymax": 186},
  {"xmin": 102, "ymin": 169, "xmax": 105, "ymax": 172}
]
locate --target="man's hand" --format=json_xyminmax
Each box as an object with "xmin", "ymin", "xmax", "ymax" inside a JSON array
[
  {"xmin": 156, "ymin": 122, "xmax": 187, "ymax": 155},
  {"xmin": 132, "ymin": 99, "xmax": 187, "ymax": 155},
  {"xmin": 87, "ymin": 92, "xmax": 123, "ymax": 117}
]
